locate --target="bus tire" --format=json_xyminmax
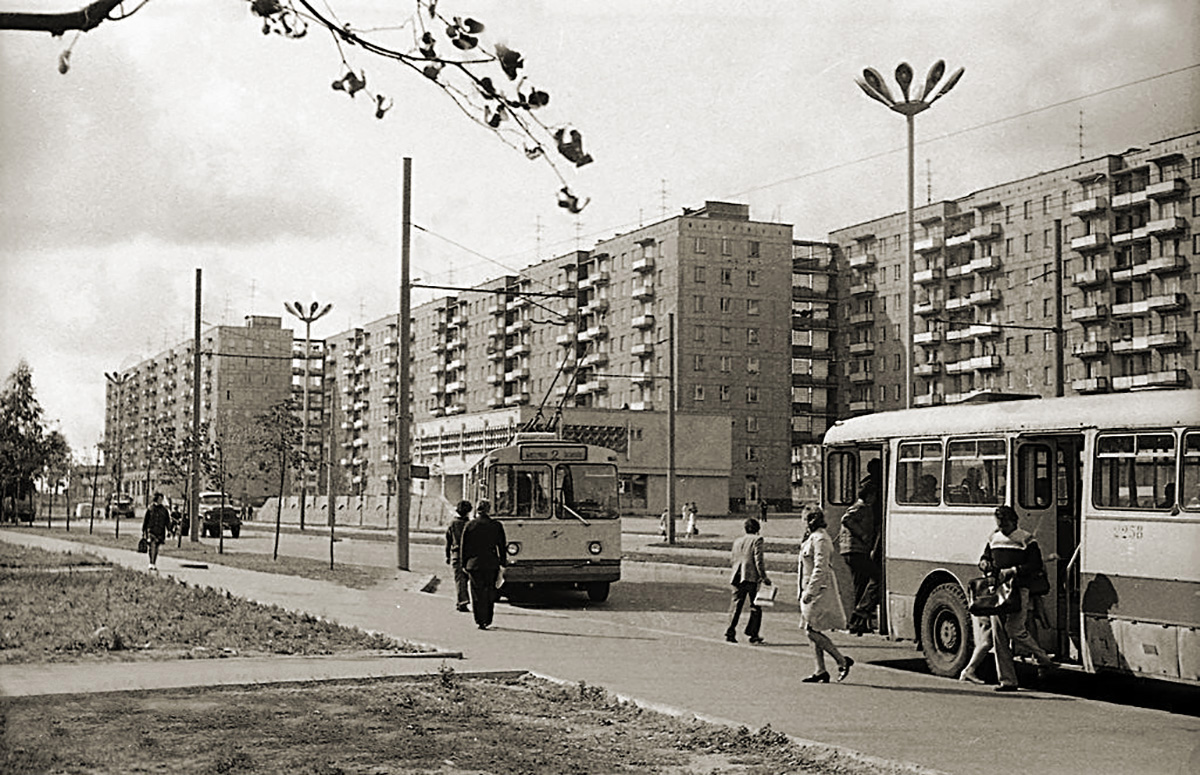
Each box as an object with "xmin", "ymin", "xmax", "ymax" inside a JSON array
[
  {"xmin": 586, "ymin": 582, "xmax": 610, "ymax": 603},
  {"xmin": 920, "ymin": 582, "xmax": 973, "ymax": 678}
]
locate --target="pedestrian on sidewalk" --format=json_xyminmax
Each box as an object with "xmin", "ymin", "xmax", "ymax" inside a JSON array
[
  {"xmin": 725, "ymin": 517, "xmax": 770, "ymax": 644},
  {"xmin": 759, "ymin": 499, "xmax": 769, "ymax": 524},
  {"xmin": 798, "ymin": 507, "xmax": 853, "ymax": 683},
  {"xmin": 460, "ymin": 500, "xmax": 507, "ymax": 630},
  {"xmin": 838, "ymin": 485, "xmax": 881, "ymax": 635},
  {"xmin": 141, "ymin": 492, "xmax": 170, "ymax": 572},
  {"xmin": 445, "ymin": 500, "xmax": 472, "ymax": 612},
  {"xmin": 659, "ymin": 507, "xmax": 669, "ymax": 539},
  {"xmin": 684, "ymin": 502, "xmax": 698, "ymax": 537}
]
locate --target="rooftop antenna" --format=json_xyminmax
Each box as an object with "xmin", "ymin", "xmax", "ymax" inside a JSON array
[
  {"xmin": 1078, "ymin": 109, "xmax": 1085, "ymax": 160},
  {"xmin": 574, "ymin": 214, "xmax": 583, "ymax": 250},
  {"xmin": 249, "ymin": 278, "xmax": 257, "ymax": 313},
  {"xmin": 222, "ymin": 292, "xmax": 232, "ymax": 324},
  {"xmin": 535, "ymin": 215, "xmax": 543, "ymax": 260},
  {"xmin": 926, "ymin": 158, "xmax": 933, "ymax": 204},
  {"xmin": 660, "ymin": 179, "xmax": 668, "ymax": 217}
]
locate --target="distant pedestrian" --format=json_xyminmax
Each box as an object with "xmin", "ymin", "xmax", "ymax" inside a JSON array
[
  {"xmin": 685, "ymin": 502, "xmax": 698, "ymax": 537},
  {"xmin": 798, "ymin": 507, "xmax": 853, "ymax": 683},
  {"xmin": 445, "ymin": 500, "xmax": 472, "ymax": 612},
  {"xmin": 141, "ymin": 492, "xmax": 171, "ymax": 571},
  {"xmin": 659, "ymin": 508, "xmax": 669, "ymax": 539},
  {"xmin": 725, "ymin": 517, "xmax": 770, "ymax": 644},
  {"xmin": 758, "ymin": 499, "xmax": 769, "ymax": 524},
  {"xmin": 460, "ymin": 500, "xmax": 507, "ymax": 630}
]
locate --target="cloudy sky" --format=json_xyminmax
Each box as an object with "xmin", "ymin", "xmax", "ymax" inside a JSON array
[{"xmin": 1, "ymin": 0, "xmax": 1198, "ymax": 454}]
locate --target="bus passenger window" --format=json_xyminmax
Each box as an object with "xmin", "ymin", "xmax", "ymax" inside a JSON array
[
  {"xmin": 1182, "ymin": 432, "xmax": 1200, "ymax": 512},
  {"xmin": 897, "ymin": 441, "xmax": 942, "ymax": 505},
  {"xmin": 1017, "ymin": 444, "xmax": 1053, "ymax": 510},
  {"xmin": 1094, "ymin": 432, "xmax": 1176, "ymax": 510},
  {"xmin": 826, "ymin": 451, "xmax": 858, "ymax": 506},
  {"xmin": 945, "ymin": 439, "xmax": 1006, "ymax": 506}
]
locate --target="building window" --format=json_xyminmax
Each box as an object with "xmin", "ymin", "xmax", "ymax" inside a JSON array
[
  {"xmin": 694, "ymin": 237, "xmax": 706, "ymax": 254},
  {"xmin": 1044, "ymin": 332, "xmax": 1053, "ymax": 351},
  {"xmin": 748, "ymin": 241, "xmax": 761, "ymax": 258},
  {"xmin": 746, "ymin": 446, "xmax": 759, "ymax": 462},
  {"xmin": 747, "ymin": 328, "xmax": 760, "ymax": 345},
  {"xmin": 693, "ymin": 385, "xmax": 705, "ymax": 401},
  {"xmin": 1024, "ymin": 334, "xmax": 1032, "ymax": 353},
  {"xmin": 694, "ymin": 265, "xmax": 706, "ymax": 283},
  {"xmin": 720, "ymin": 355, "xmax": 732, "ymax": 372},
  {"xmin": 720, "ymin": 297, "xmax": 732, "ymax": 313},
  {"xmin": 1005, "ymin": 238, "xmax": 1013, "ymax": 255},
  {"xmin": 1042, "ymin": 195, "xmax": 1050, "ymax": 215},
  {"xmin": 747, "ymin": 356, "xmax": 760, "ymax": 373},
  {"xmin": 694, "ymin": 325, "xmax": 705, "ymax": 342},
  {"xmin": 1043, "ymin": 229, "xmax": 1051, "ymax": 248},
  {"xmin": 721, "ymin": 267, "xmax": 733, "ymax": 285},
  {"xmin": 1004, "ymin": 205, "xmax": 1012, "ymax": 224},
  {"xmin": 1023, "ymin": 234, "xmax": 1031, "ymax": 253},
  {"xmin": 747, "ymin": 269, "xmax": 760, "ymax": 286},
  {"xmin": 746, "ymin": 416, "xmax": 759, "ymax": 433},
  {"xmin": 719, "ymin": 384, "xmax": 730, "ymax": 402},
  {"xmin": 721, "ymin": 327, "xmax": 732, "ymax": 344},
  {"xmin": 747, "ymin": 299, "xmax": 760, "ymax": 316},
  {"xmin": 721, "ymin": 237, "xmax": 732, "ymax": 256},
  {"xmin": 694, "ymin": 354, "xmax": 705, "ymax": 371},
  {"xmin": 746, "ymin": 385, "xmax": 760, "ymax": 403},
  {"xmin": 693, "ymin": 295, "xmax": 705, "ymax": 313},
  {"xmin": 1023, "ymin": 200, "xmax": 1031, "ymax": 219}
]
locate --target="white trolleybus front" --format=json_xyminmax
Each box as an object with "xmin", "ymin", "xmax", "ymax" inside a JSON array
[
  {"xmin": 821, "ymin": 390, "xmax": 1200, "ymax": 685},
  {"xmin": 464, "ymin": 433, "xmax": 621, "ymax": 602}
]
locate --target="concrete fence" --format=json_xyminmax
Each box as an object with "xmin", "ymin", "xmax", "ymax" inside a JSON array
[{"xmin": 254, "ymin": 493, "xmax": 455, "ymax": 531}]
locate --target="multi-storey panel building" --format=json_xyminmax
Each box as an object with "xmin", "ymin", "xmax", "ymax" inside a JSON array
[
  {"xmin": 102, "ymin": 315, "xmax": 294, "ymax": 506},
  {"xmin": 828, "ymin": 131, "xmax": 1198, "ymax": 412},
  {"xmin": 790, "ymin": 240, "xmax": 839, "ymax": 505}
]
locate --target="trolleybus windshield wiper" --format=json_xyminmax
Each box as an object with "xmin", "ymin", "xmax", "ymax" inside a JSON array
[{"xmin": 561, "ymin": 503, "xmax": 591, "ymax": 526}]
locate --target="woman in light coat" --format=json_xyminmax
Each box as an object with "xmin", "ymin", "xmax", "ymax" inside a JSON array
[{"xmin": 798, "ymin": 507, "xmax": 854, "ymax": 683}]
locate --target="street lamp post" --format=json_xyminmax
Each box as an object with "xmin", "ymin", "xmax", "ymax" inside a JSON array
[
  {"xmin": 104, "ymin": 371, "xmax": 130, "ymax": 536},
  {"xmin": 285, "ymin": 300, "xmax": 333, "ymax": 531},
  {"xmin": 856, "ymin": 61, "xmax": 964, "ymax": 409}
]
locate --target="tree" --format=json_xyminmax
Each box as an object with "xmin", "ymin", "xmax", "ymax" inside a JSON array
[
  {"xmin": 252, "ymin": 400, "xmax": 305, "ymax": 560},
  {"xmin": 0, "ymin": 361, "xmax": 48, "ymax": 523},
  {"xmin": 40, "ymin": 429, "xmax": 71, "ymax": 526},
  {"xmin": 0, "ymin": 1, "xmax": 593, "ymax": 212}
]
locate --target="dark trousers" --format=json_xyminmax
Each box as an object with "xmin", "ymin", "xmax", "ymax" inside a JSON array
[
  {"xmin": 466, "ymin": 567, "xmax": 499, "ymax": 627},
  {"xmin": 725, "ymin": 580, "xmax": 763, "ymax": 639},
  {"xmin": 844, "ymin": 552, "xmax": 880, "ymax": 627},
  {"xmin": 451, "ymin": 561, "xmax": 470, "ymax": 608}
]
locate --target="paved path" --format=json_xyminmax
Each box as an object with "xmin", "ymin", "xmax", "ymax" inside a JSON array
[{"xmin": 2, "ymin": 529, "xmax": 1197, "ymax": 775}]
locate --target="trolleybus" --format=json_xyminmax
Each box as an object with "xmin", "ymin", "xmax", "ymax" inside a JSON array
[
  {"xmin": 822, "ymin": 390, "xmax": 1200, "ymax": 685},
  {"xmin": 464, "ymin": 433, "xmax": 621, "ymax": 602}
]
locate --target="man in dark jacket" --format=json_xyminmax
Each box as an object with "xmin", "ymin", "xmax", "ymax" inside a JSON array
[
  {"xmin": 838, "ymin": 485, "xmax": 880, "ymax": 635},
  {"xmin": 460, "ymin": 500, "xmax": 507, "ymax": 629},
  {"xmin": 141, "ymin": 492, "xmax": 171, "ymax": 571},
  {"xmin": 725, "ymin": 517, "xmax": 771, "ymax": 644},
  {"xmin": 445, "ymin": 500, "xmax": 472, "ymax": 612}
]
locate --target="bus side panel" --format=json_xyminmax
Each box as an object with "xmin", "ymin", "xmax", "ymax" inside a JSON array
[
  {"xmin": 886, "ymin": 557, "xmax": 976, "ymax": 641},
  {"xmin": 1081, "ymin": 515, "xmax": 1200, "ymax": 682}
]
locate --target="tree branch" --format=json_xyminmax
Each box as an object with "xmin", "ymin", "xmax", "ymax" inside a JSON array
[{"xmin": 0, "ymin": 0, "xmax": 124, "ymax": 35}]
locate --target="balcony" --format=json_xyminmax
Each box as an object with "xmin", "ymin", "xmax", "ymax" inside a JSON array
[
  {"xmin": 1112, "ymin": 370, "xmax": 1188, "ymax": 391},
  {"xmin": 632, "ymin": 255, "xmax": 654, "ymax": 273},
  {"xmin": 849, "ymin": 253, "xmax": 876, "ymax": 269},
  {"xmin": 1071, "ymin": 340, "xmax": 1108, "ymax": 358},
  {"xmin": 914, "ymin": 267, "xmax": 943, "ymax": 285},
  {"xmin": 969, "ymin": 288, "xmax": 1002, "ymax": 306},
  {"xmin": 503, "ymin": 392, "xmax": 531, "ymax": 406},
  {"xmin": 914, "ymin": 299, "xmax": 938, "ymax": 317},
  {"xmin": 632, "ymin": 282, "xmax": 655, "ymax": 300},
  {"xmin": 1147, "ymin": 255, "xmax": 1188, "ymax": 275},
  {"xmin": 1110, "ymin": 227, "xmax": 1150, "ymax": 247},
  {"xmin": 945, "ymin": 232, "xmax": 971, "ymax": 248},
  {"xmin": 849, "ymin": 370, "xmax": 874, "ymax": 384},
  {"xmin": 1148, "ymin": 293, "xmax": 1188, "ymax": 313},
  {"xmin": 1071, "ymin": 233, "xmax": 1108, "ymax": 252},
  {"xmin": 580, "ymin": 325, "xmax": 609, "ymax": 342},
  {"xmin": 581, "ymin": 352, "xmax": 608, "ymax": 368},
  {"xmin": 1072, "ymin": 268, "xmax": 1108, "ymax": 288},
  {"xmin": 849, "ymin": 311, "xmax": 875, "ymax": 326},
  {"xmin": 1111, "ymin": 190, "xmax": 1148, "ymax": 209},
  {"xmin": 849, "ymin": 281, "xmax": 876, "ymax": 296},
  {"xmin": 487, "ymin": 347, "xmax": 504, "ymax": 362},
  {"xmin": 914, "ymin": 236, "xmax": 943, "ymax": 254},
  {"xmin": 628, "ymin": 400, "xmax": 654, "ymax": 411},
  {"xmin": 945, "ymin": 295, "xmax": 971, "ymax": 311},
  {"xmin": 429, "ymin": 342, "xmax": 446, "ymax": 355},
  {"xmin": 505, "ymin": 319, "xmax": 531, "ymax": 335},
  {"xmin": 578, "ymin": 271, "xmax": 610, "ymax": 290},
  {"xmin": 504, "ymin": 367, "xmax": 530, "ymax": 382},
  {"xmin": 486, "ymin": 300, "xmax": 504, "ymax": 316},
  {"xmin": 1146, "ymin": 178, "xmax": 1186, "ymax": 199},
  {"xmin": 556, "ymin": 329, "xmax": 577, "ymax": 346},
  {"xmin": 577, "ymin": 379, "xmax": 609, "ymax": 395},
  {"xmin": 946, "ymin": 355, "xmax": 1001, "ymax": 374},
  {"xmin": 849, "ymin": 400, "xmax": 875, "ymax": 414},
  {"xmin": 1071, "ymin": 305, "xmax": 1109, "ymax": 323},
  {"xmin": 446, "ymin": 380, "xmax": 465, "ymax": 394},
  {"xmin": 630, "ymin": 371, "xmax": 654, "ymax": 386},
  {"xmin": 913, "ymin": 393, "xmax": 945, "ymax": 407},
  {"xmin": 631, "ymin": 314, "xmax": 656, "ymax": 329},
  {"xmin": 849, "ymin": 341, "xmax": 875, "ymax": 355},
  {"xmin": 582, "ymin": 298, "xmax": 610, "ymax": 315},
  {"xmin": 914, "ymin": 330, "xmax": 942, "ymax": 346},
  {"xmin": 557, "ymin": 359, "xmax": 576, "ymax": 373},
  {"xmin": 485, "ymin": 372, "xmax": 501, "ymax": 385},
  {"xmin": 554, "ymin": 281, "xmax": 575, "ymax": 295},
  {"xmin": 505, "ymin": 343, "xmax": 531, "ymax": 357},
  {"xmin": 509, "ymin": 295, "xmax": 530, "ymax": 309},
  {"xmin": 631, "ymin": 342, "xmax": 654, "ymax": 357},
  {"xmin": 1071, "ymin": 197, "xmax": 1107, "ymax": 217},
  {"xmin": 554, "ymin": 385, "xmax": 573, "ymax": 398},
  {"xmin": 1072, "ymin": 377, "xmax": 1108, "ymax": 393},
  {"xmin": 968, "ymin": 255, "xmax": 1003, "ymax": 274},
  {"xmin": 1146, "ymin": 216, "xmax": 1187, "ymax": 236},
  {"xmin": 914, "ymin": 362, "xmax": 942, "ymax": 377}
]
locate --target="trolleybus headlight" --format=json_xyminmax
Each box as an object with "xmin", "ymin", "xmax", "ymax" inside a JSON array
[
  {"xmin": 587, "ymin": 541, "xmax": 603, "ymax": 555},
  {"xmin": 506, "ymin": 542, "xmax": 521, "ymax": 556}
]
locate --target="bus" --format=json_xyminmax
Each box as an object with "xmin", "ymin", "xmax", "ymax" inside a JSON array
[
  {"xmin": 821, "ymin": 390, "xmax": 1200, "ymax": 685},
  {"xmin": 463, "ymin": 433, "xmax": 621, "ymax": 602}
]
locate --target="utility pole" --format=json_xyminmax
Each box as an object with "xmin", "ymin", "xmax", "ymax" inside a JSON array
[
  {"xmin": 666, "ymin": 313, "xmax": 676, "ymax": 545},
  {"xmin": 104, "ymin": 370, "xmax": 130, "ymax": 537},
  {"xmin": 190, "ymin": 268, "xmax": 201, "ymax": 543},
  {"xmin": 1054, "ymin": 219, "xmax": 1065, "ymax": 397},
  {"xmin": 396, "ymin": 157, "xmax": 412, "ymax": 570}
]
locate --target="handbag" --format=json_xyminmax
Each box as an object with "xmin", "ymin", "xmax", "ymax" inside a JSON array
[
  {"xmin": 137, "ymin": 537, "xmax": 149, "ymax": 554},
  {"xmin": 967, "ymin": 575, "xmax": 1017, "ymax": 616},
  {"xmin": 1026, "ymin": 567, "xmax": 1051, "ymax": 596},
  {"xmin": 753, "ymin": 583, "xmax": 777, "ymax": 607}
]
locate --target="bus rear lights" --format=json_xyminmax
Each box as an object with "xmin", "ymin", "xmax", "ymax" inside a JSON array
[
  {"xmin": 588, "ymin": 541, "xmax": 603, "ymax": 555},
  {"xmin": 506, "ymin": 542, "xmax": 521, "ymax": 556}
]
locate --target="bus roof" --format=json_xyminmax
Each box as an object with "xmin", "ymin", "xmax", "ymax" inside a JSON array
[{"xmin": 823, "ymin": 390, "xmax": 1200, "ymax": 445}]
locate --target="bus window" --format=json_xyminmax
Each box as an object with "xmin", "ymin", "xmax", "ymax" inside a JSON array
[
  {"xmin": 897, "ymin": 441, "xmax": 942, "ymax": 505},
  {"xmin": 561, "ymin": 464, "xmax": 619, "ymax": 519},
  {"xmin": 1017, "ymin": 444, "xmax": 1054, "ymax": 510},
  {"xmin": 490, "ymin": 465, "xmax": 552, "ymax": 518},
  {"xmin": 1094, "ymin": 432, "xmax": 1176, "ymax": 510},
  {"xmin": 1183, "ymin": 432, "xmax": 1200, "ymax": 512},
  {"xmin": 945, "ymin": 438, "xmax": 1006, "ymax": 506},
  {"xmin": 826, "ymin": 450, "xmax": 858, "ymax": 506}
]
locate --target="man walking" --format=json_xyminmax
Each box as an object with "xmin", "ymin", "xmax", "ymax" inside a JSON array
[
  {"xmin": 460, "ymin": 500, "xmax": 507, "ymax": 630},
  {"xmin": 725, "ymin": 517, "xmax": 771, "ymax": 644},
  {"xmin": 445, "ymin": 500, "xmax": 472, "ymax": 612},
  {"xmin": 141, "ymin": 492, "xmax": 171, "ymax": 571}
]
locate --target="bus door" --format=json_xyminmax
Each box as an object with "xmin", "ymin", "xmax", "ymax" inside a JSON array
[
  {"xmin": 824, "ymin": 444, "xmax": 887, "ymax": 634},
  {"xmin": 1015, "ymin": 435, "xmax": 1083, "ymax": 662}
]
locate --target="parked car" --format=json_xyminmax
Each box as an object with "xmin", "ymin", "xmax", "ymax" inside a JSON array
[
  {"xmin": 108, "ymin": 494, "xmax": 134, "ymax": 519},
  {"xmin": 198, "ymin": 491, "xmax": 241, "ymax": 538}
]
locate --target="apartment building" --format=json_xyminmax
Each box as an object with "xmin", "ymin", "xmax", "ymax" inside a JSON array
[
  {"xmin": 790, "ymin": 240, "xmax": 839, "ymax": 504},
  {"xmin": 828, "ymin": 130, "xmax": 1199, "ymax": 412},
  {"xmin": 102, "ymin": 315, "xmax": 294, "ymax": 506}
]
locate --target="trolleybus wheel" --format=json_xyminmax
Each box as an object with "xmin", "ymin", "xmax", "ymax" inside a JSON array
[
  {"xmin": 586, "ymin": 582, "xmax": 610, "ymax": 603},
  {"xmin": 920, "ymin": 582, "xmax": 972, "ymax": 678}
]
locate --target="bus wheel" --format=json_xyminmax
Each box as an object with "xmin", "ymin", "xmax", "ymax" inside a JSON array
[
  {"xmin": 586, "ymin": 582, "xmax": 610, "ymax": 603},
  {"xmin": 920, "ymin": 582, "xmax": 972, "ymax": 678}
]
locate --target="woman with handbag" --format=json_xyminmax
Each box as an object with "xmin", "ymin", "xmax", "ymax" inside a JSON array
[
  {"xmin": 797, "ymin": 507, "xmax": 854, "ymax": 683},
  {"xmin": 960, "ymin": 505, "xmax": 1053, "ymax": 690}
]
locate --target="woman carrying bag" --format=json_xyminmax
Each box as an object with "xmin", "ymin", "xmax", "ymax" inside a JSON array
[{"xmin": 797, "ymin": 507, "xmax": 853, "ymax": 683}]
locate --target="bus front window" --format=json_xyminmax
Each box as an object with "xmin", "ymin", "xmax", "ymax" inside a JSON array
[
  {"xmin": 490, "ymin": 465, "xmax": 552, "ymax": 518},
  {"xmin": 559, "ymin": 464, "xmax": 618, "ymax": 519}
]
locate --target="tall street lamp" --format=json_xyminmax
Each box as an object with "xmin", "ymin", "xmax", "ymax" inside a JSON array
[
  {"xmin": 285, "ymin": 300, "xmax": 333, "ymax": 531},
  {"xmin": 856, "ymin": 61, "xmax": 964, "ymax": 409},
  {"xmin": 104, "ymin": 371, "xmax": 130, "ymax": 534}
]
